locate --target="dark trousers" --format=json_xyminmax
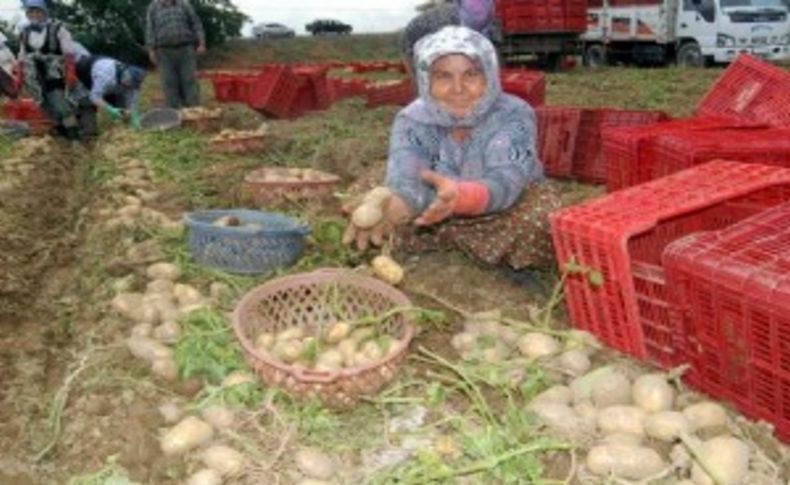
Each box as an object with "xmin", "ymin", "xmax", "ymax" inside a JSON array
[{"xmin": 156, "ymin": 44, "xmax": 200, "ymax": 108}]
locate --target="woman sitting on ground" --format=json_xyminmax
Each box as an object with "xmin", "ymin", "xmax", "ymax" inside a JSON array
[{"xmin": 344, "ymin": 26, "xmax": 560, "ymax": 270}]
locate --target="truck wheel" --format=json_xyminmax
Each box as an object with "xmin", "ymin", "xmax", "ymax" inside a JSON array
[
  {"xmin": 677, "ymin": 42, "xmax": 704, "ymax": 68},
  {"xmin": 584, "ymin": 44, "xmax": 607, "ymax": 68}
]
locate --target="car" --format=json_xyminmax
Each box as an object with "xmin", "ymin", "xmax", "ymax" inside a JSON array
[
  {"xmin": 305, "ymin": 19, "xmax": 353, "ymax": 36},
  {"xmin": 252, "ymin": 22, "xmax": 295, "ymax": 39}
]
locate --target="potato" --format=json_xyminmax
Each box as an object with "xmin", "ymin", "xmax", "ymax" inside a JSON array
[
  {"xmin": 564, "ymin": 329, "xmax": 601, "ymax": 355},
  {"xmin": 222, "ymin": 371, "xmax": 256, "ymax": 388},
  {"xmin": 532, "ymin": 385, "xmax": 573, "ymax": 405},
  {"xmin": 574, "ymin": 402, "xmax": 598, "ymax": 430},
  {"xmin": 597, "ymin": 405, "xmax": 647, "ymax": 436},
  {"xmin": 599, "ymin": 433, "xmax": 643, "ymax": 446},
  {"xmin": 683, "ymin": 402, "xmax": 727, "ymax": 431},
  {"xmin": 151, "ymin": 357, "xmax": 179, "ymax": 381},
  {"xmin": 158, "ymin": 402, "xmax": 183, "ymax": 424},
  {"xmin": 276, "ymin": 327, "xmax": 305, "ymax": 342},
  {"xmin": 571, "ymin": 367, "xmax": 632, "ymax": 407},
  {"xmin": 209, "ymin": 281, "xmax": 231, "ymax": 300},
  {"xmin": 690, "ymin": 436, "xmax": 749, "ymax": 485},
  {"xmin": 295, "ymin": 448, "xmax": 336, "ymax": 480},
  {"xmin": 146, "ymin": 278, "xmax": 174, "ymax": 295},
  {"xmin": 586, "ymin": 444, "xmax": 666, "ymax": 480},
  {"xmin": 146, "ymin": 262, "xmax": 182, "ymax": 281},
  {"xmin": 337, "ymin": 339, "xmax": 358, "ymax": 365},
  {"xmin": 186, "ymin": 468, "xmax": 222, "ymax": 485},
  {"xmin": 111, "ymin": 292, "xmax": 144, "ymax": 318},
  {"xmin": 173, "ymin": 283, "xmax": 203, "ymax": 307},
  {"xmin": 152, "ymin": 321, "xmax": 182, "ymax": 344},
  {"xmin": 130, "ymin": 323, "xmax": 153, "ymax": 338},
  {"xmin": 201, "ymin": 405, "xmax": 235, "ymax": 429},
  {"xmin": 349, "ymin": 327, "xmax": 374, "ymax": 344},
  {"xmin": 360, "ymin": 340, "xmax": 384, "ymax": 361},
  {"xmin": 371, "ymin": 255, "xmax": 404, "ymax": 285},
  {"xmin": 200, "ymin": 445, "xmax": 245, "ymax": 476},
  {"xmin": 528, "ymin": 401, "xmax": 584, "ymax": 432},
  {"xmin": 160, "ymin": 416, "xmax": 214, "ymax": 456},
  {"xmin": 324, "ymin": 322, "xmax": 351, "ymax": 344},
  {"xmin": 632, "ymin": 373, "xmax": 675, "ymax": 413},
  {"xmin": 351, "ymin": 204, "xmax": 383, "ymax": 229},
  {"xmin": 118, "ymin": 204, "xmax": 141, "ymax": 218},
  {"xmin": 255, "ymin": 332, "xmax": 275, "ymax": 350},
  {"xmin": 517, "ymin": 333, "xmax": 561, "ymax": 359},
  {"xmin": 126, "ymin": 336, "xmax": 173, "ymax": 363},
  {"xmin": 556, "ymin": 350, "xmax": 591, "ymax": 376},
  {"xmin": 315, "ymin": 349, "xmax": 344, "ymax": 371},
  {"xmin": 272, "ymin": 340, "xmax": 303, "ymax": 363},
  {"xmin": 451, "ymin": 332, "xmax": 478, "ymax": 353},
  {"xmin": 644, "ymin": 411, "xmax": 690, "ymax": 442},
  {"xmin": 363, "ymin": 186, "xmax": 392, "ymax": 205}
]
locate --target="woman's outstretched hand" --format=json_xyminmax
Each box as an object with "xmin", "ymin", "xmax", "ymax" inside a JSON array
[
  {"xmin": 415, "ymin": 170, "xmax": 458, "ymax": 226},
  {"xmin": 342, "ymin": 191, "xmax": 413, "ymax": 251}
]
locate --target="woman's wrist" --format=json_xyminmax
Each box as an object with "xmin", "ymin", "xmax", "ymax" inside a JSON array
[{"xmin": 453, "ymin": 181, "xmax": 489, "ymax": 215}]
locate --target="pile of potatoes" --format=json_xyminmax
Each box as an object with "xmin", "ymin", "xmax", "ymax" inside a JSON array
[
  {"xmin": 210, "ymin": 123, "xmax": 268, "ymax": 142},
  {"xmin": 245, "ymin": 167, "xmax": 335, "ymax": 184},
  {"xmin": 181, "ymin": 107, "xmax": 223, "ymax": 121},
  {"xmin": 451, "ymin": 312, "xmax": 781, "ymax": 484},
  {"xmin": 254, "ymin": 322, "xmax": 401, "ymax": 372},
  {"xmin": 116, "ymin": 261, "xmax": 227, "ymax": 381}
]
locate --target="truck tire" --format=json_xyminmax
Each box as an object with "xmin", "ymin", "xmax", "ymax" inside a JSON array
[
  {"xmin": 676, "ymin": 42, "xmax": 704, "ymax": 68},
  {"xmin": 583, "ymin": 44, "xmax": 607, "ymax": 69}
]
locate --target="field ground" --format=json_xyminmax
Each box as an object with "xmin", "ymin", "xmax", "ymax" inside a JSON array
[{"xmin": 0, "ymin": 34, "xmax": 788, "ymax": 484}]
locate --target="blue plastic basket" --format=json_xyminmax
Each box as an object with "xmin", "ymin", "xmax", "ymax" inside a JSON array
[{"xmin": 184, "ymin": 209, "xmax": 310, "ymax": 274}]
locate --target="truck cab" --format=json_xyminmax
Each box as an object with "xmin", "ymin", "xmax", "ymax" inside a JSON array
[{"xmin": 583, "ymin": 0, "xmax": 790, "ymax": 66}]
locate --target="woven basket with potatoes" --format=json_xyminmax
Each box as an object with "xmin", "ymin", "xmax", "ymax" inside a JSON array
[{"xmin": 232, "ymin": 269, "xmax": 415, "ymax": 408}]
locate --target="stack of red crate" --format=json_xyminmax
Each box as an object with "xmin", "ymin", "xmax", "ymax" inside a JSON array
[
  {"xmin": 365, "ymin": 80, "xmax": 416, "ymax": 108},
  {"xmin": 500, "ymin": 69, "xmax": 546, "ymax": 107},
  {"xmin": 291, "ymin": 65, "xmax": 332, "ymax": 115},
  {"xmin": 536, "ymin": 106, "xmax": 667, "ymax": 182},
  {"xmin": 247, "ymin": 65, "xmax": 300, "ymax": 119},
  {"xmin": 602, "ymin": 54, "xmax": 790, "ymax": 191},
  {"xmin": 550, "ymin": 160, "xmax": 790, "ymax": 368},
  {"xmin": 664, "ymin": 201, "xmax": 790, "ymax": 442},
  {"xmin": 497, "ymin": 0, "xmax": 588, "ymax": 32}
]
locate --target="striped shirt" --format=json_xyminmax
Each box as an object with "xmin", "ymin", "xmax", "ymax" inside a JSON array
[{"xmin": 145, "ymin": 0, "xmax": 205, "ymax": 49}]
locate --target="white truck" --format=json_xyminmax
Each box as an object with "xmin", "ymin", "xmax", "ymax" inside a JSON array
[{"xmin": 581, "ymin": 0, "xmax": 790, "ymax": 66}]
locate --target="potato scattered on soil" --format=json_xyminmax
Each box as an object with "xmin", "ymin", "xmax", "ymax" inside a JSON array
[
  {"xmin": 683, "ymin": 401, "xmax": 728, "ymax": 431},
  {"xmin": 222, "ymin": 371, "xmax": 256, "ymax": 388},
  {"xmin": 125, "ymin": 336, "xmax": 173, "ymax": 363},
  {"xmin": 160, "ymin": 416, "xmax": 214, "ymax": 456},
  {"xmin": 371, "ymin": 254, "xmax": 404, "ymax": 285},
  {"xmin": 151, "ymin": 356, "xmax": 179, "ymax": 381},
  {"xmin": 158, "ymin": 402, "xmax": 183, "ymax": 424},
  {"xmin": 295, "ymin": 448, "xmax": 336, "ymax": 480},
  {"xmin": 152, "ymin": 321, "xmax": 182, "ymax": 344},
  {"xmin": 632, "ymin": 373, "xmax": 675, "ymax": 413},
  {"xmin": 200, "ymin": 445, "xmax": 246, "ymax": 477},
  {"xmin": 186, "ymin": 468, "xmax": 222, "ymax": 485},
  {"xmin": 146, "ymin": 262, "xmax": 182, "ymax": 281},
  {"xmin": 517, "ymin": 333, "xmax": 560, "ymax": 359},
  {"xmin": 586, "ymin": 444, "xmax": 666, "ymax": 480},
  {"xmin": 644, "ymin": 411, "xmax": 690, "ymax": 442},
  {"xmin": 201, "ymin": 405, "xmax": 235, "ymax": 429},
  {"xmin": 532, "ymin": 385, "xmax": 573, "ymax": 405},
  {"xmin": 528, "ymin": 401, "xmax": 584, "ymax": 432},
  {"xmin": 597, "ymin": 405, "xmax": 647, "ymax": 436},
  {"xmin": 556, "ymin": 349, "xmax": 591, "ymax": 376},
  {"xmin": 690, "ymin": 436, "xmax": 749, "ymax": 485}
]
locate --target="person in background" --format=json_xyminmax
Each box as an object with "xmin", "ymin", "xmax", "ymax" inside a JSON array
[
  {"xmin": 73, "ymin": 55, "xmax": 147, "ymax": 138},
  {"xmin": 344, "ymin": 26, "xmax": 561, "ymax": 270},
  {"xmin": 17, "ymin": 0, "xmax": 81, "ymax": 139},
  {"xmin": 145, "ymin": 0, "xmax": 205, "ymax": 109},
  {"xmin": 401, "ymin": 0, "xmax": 495, "ymax": 76}
]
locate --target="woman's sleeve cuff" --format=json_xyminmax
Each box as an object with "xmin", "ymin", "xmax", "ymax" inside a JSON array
[{"xmin": 454, "ymin": 181, "xmax": 490, "ymax": 216}]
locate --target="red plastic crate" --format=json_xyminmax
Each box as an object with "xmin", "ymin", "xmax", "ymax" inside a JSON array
[
  {"xmin": 500, "ymin": 69, "xmax": 546, "ymax": 107},
  {"xmin": 365, "ymin": 80, "xmax": 416, "ymax": 108},
  {"xmin": 697, "ymin": 54, "xmax": 790, "ymax": 128},
  {"xmin": 536, "ymin": 107, "xmax": 583, "ymax": 178},
  {"xmin": 573, "ymin": 108, "xmax": 668, "ymax": 184},
  {"xmin": 293, "ymin": 65, "xmax": 331, "ymax": 111},
  {"xmin": 550, "ymin": 160, "xmax": 790, "ymax": 367},
  {"xmin": 211, "ymin": 75, "xmax": 235, "ymax": 102},
  {"xmin": 602, "ymin": 116, "xmax": 761, "ymax": 192},
  {"xmin": 247, "ymin": 65, "xmax": 300, "ymax": 119},
  {"xmin": 648, "ymin": 127, "xmax": 790, "ymax": 182},
  {"xmin": 664, "ymin": 202, "xmax": 790, "ymax": 442}
]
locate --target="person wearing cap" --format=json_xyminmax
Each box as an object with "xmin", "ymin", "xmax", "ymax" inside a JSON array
[
  {"xmin": 73, "ymin": 55, "xmax": 147, "ymax": 137},
  {"xmin": 145, "ymin": 0, "xmax": 205, "ymax": 109},
  {"xmin": 17, "ymin": 0, "xmax": 81, "ymax": 139}
]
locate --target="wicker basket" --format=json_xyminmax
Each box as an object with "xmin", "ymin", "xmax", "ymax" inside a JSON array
[
  {"xmin": 242, "ymin": 167, "xmax": 340, "ymax": 205},
  {"xmin": 232, "ymin": 269, "xmax": 415, "ymax": 408},
  {"xmin": 209, "ymin": 133, "xmax": 266, "ymax": 154},
  {"xmin": 184, "ymin": 209, "xmax": 310, "ymax": 274}
]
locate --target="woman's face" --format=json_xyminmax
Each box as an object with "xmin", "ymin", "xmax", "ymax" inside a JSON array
[
  {"xmin": 26, "ymin": 8, "xmax": 46, "ymax": 24},
  {"xmin": 429, "ymin": 54, "xmax": 486, "ymax": 118}
]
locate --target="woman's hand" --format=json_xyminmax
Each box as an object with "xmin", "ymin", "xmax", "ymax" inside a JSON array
[
  {"xmin": 415, "ymin": 170, "xmax": 458, "ymax": 226},
  {"xmin": 342, "ymin": 192, "xmax": 412, "ymax": 251}
]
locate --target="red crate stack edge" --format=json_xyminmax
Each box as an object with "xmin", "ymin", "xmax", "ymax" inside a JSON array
[
  {"xmin": 550, "ymin": 160, "xmax": 790, "ymax": 367},
  {"xmin": 664, "ymin": 202, "xmax": 790, "ymax": 442}
]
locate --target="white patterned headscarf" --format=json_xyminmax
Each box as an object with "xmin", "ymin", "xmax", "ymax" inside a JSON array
[{"xmin": 407, "ymin": 25, "xmax": 501, "ymax": 128}]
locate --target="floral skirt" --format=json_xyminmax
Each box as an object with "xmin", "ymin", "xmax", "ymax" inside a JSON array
[{"xmin": 394, "ymin": 182, "xmax": 563, "ymax": 270}]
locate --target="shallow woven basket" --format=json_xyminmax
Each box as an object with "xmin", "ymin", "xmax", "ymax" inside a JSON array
[
  {"xmin": 140, "ymin": 108, "xmax": 182, "ymax": 131},
  {"xmin": 183, "ymin": 209, "xmax": 309, "ymax": 274},
  {"xmin": 209, "ymin": 134, "xmax": 265, "ymax": 154},
  {"xmin": 232, "ymin": 268, "xmax": 415, "ymax": 408},
  {"xmin": 242, "ymin": 167, "xmax": 341, "ymax": 205}
]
